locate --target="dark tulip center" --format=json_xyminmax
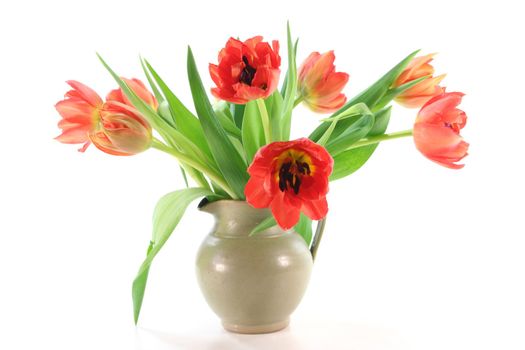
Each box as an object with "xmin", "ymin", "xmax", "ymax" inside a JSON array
[
  {"xmin": 239, "ymin": 56, "xmax": 256, "ymax": 86},
  {"xmin": 278, "ymin": 161, "xmax": 311, "ymax": 195}
]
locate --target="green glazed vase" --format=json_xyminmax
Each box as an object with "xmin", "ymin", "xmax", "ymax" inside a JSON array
[{"xmin": 195, "ymin": 200, "xmax": 315, "ymax": 334}]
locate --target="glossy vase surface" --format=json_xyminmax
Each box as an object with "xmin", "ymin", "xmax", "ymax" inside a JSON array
[{"xmin": 195, "ymin": 200, "xmax": 313, "ymax": 334}]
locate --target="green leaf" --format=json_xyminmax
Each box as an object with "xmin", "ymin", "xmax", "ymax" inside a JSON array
[
  {"xmin": 143, "ymin": 59, "xmax": 214, "ymax": 161},
  {"xmin": 157, "ymin": 100, "xmax": 176, "ymax": 127},
  {"xmin": 250, "ymin": 215, "xmax": 278, "ymax": 236},
  {"xmin": 317, "ymin": 103, "xmax": 372, "ymax": 147},
  {"xmin": 294, "ymin": 214, "xmax": 313, "ymax": 245},
  {"xmin": 269, "ymin": 91, "xmax": 284, "ymax": 141},
  {"xmin": 140, "ymin": 58, "xmax": 165, "ymax": 105},
  {"xmin": 309, "ymin": 50, "xmax": 419, "ymax": 142},
  {"xmin": 215, "ymin": 107, "xmax": 242, "ymax": 139},
  {"xmin": 231, "ymin": 103, "xmax": 245, "ymax": 129},
  {"xmin": 330, "ymin": 106, "xmax": 392, "ymax": 180},
  {"xmin": 242, "ymin": 100, "xmax": 265, "ymax": 163},
  {"xmin": 187, "ymin": 47, "xmax": 249, "ymax": 199},
  {"xmin": 281, "ymin": 23, "xmax": 298, "ymax": 140},
  {"xmin": 132, "ymin": 187, "xmax": 214, "ymax": 324},
  {"xmin": 280, "ymin": 38, "xmax": 299, "ymax": 98},
  {"xmin": 325, "ymin": 112, "xmax": 375, "ymax": 156}
]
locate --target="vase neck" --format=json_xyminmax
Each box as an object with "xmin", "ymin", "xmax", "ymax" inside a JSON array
[{"xmin": 199, "ymin": 200, "xmax": 285, "ymax": 238}]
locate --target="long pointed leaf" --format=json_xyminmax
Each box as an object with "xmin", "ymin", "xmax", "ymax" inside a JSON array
[
  {"xmin": 281, "ymin": 23, "xmax": 298, "ymax": 140},
  {"xmin": 187, "ymin": 47, "xmax": 249, "ymax": 199},
  {"xmin": 143, "ymin": 59, "xmax": 214, "ymax": 161},
  {"xmin": 242, "ymin": 100, "xmax": 265, "ymax": 163}
]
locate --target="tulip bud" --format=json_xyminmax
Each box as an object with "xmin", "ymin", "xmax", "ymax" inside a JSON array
[
  {"xmin": 297, "ymin": 51, "xmax": 349, "ymax": 113},
  {"xmin": 394, "ymin": 54, "xmax": 445, "ymax": 108},
  {"xmin": 90, "ymin": 102, "xmax": 152, "ymax": 156}
]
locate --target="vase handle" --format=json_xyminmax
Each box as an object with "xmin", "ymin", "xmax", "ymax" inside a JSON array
[{"xmin": 310, "ymin": 218, "xmax": 327, "ymax": 262}]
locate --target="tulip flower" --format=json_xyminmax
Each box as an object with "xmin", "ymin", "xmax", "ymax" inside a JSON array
[
  {"xmin": 209, "ymin": 36, "xmax": 281, "ymax": 104},
  {"xmin": 90, "ymin": 101, "xmax": 152, "ymax": 156},
  {"xmin": 393, "ymin": 53, "xmax": 445, "ymax": 108},
  {"xmin": 297, "ymin": 51, "xmax": 349, "ymax": 113},
  {"xmin": 55, "ymin": 78, "xmax": 155, "ymax": 155},
  {"xmin": 245, "ymin": 138, "xmax": 333, "ymax": 230},
  {"xmin": 106, "ymin": 78, "xmax": 158, "ymax": 110},
  {"xmin": 413, "ymin": 92, "xmax": 469, "ymax": 169},
  {"xmin": 55, "ymin": 80, "xmax": 103, "ymax": 152}
]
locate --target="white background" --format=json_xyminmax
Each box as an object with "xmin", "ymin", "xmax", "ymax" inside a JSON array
[{"xmin": 1, "ymin": 0, "xmax": 524, "ymax": 349}]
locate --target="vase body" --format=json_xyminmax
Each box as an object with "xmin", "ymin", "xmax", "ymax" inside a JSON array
[{"xmin": 195, "ymin": 200, "xmax": 313, "ymax": 334}]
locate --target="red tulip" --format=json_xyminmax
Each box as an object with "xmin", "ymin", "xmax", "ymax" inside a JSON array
[
  {"xmin": 413, "ymin": 92, "xmax": 469, "ymax": 169},
  {"xmin": 297, "ymin": 51, "xmax": 349, "ymax": 113},
  {"xmin": 245, "ymin": 138, "xmax": 333, "ymax": 230},
  {"xmin": 209, "ymin": 36, "xmax": 281, "ymax": 104},
  {"xmin": 394, "ymin": 53, "xmax": 445, "ymax": 108},
  {"xmin": 55, "ymin": 79, "xmax": 154, "ymax": 155},
  {"xmin": 106, "ymin": 78, "xmax": 158, "ymax": 110}
]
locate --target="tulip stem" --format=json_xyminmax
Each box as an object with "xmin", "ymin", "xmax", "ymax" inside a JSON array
[
  {"xmin": 293, "ymin": 96, "xmax": 303, "ymax": 108},
  {"xmin": 348, "ymin": 129, "xmax": 413, "ymax": 149},
  {"xmin": 151, "ymin": 139, "xmax": 238, "ymax": 199},
  {"xmin": 256, "ymin": 99, "xmax": 272, "ymax": 143}
]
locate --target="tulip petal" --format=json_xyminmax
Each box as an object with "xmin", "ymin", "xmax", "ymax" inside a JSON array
[
  {"xmin": 270, "ymin": 192, "xmax": 301, "ymax": 230},
  {"xmin": 301, "ymin": 197, "xmax": 328, "ymax": 221},
  {"xmin": 66, "ymin": 80, "xmax": 103, "ymax": 107}
]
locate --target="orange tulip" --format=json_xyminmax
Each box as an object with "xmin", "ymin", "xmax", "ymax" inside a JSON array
[
  {"xmin": 394, "ymin": 53, "xmax": 445, "ymax": 108},
  {"xmin": 55, "ymin": 79, "xmax": 154, "ymax": 155},
  {"xmin": 90, "ymin": 101, "xmax": 152, "ymax": 156},
  {"xmin": 297, "ymin": 51, "xmax": 349, "ymax": 113},
  {"xmin": 106, "ymin": 78, "xmax": 158, "ymax": 110},
  {"xmin": 413, "ymin": 92, "xmax": 469, "ymax": 169},
  {"xmin": 55, "ymin": 80, "xmax": 103, "ymax": 152}
]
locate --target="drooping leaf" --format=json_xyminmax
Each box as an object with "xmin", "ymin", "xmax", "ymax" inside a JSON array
[
  {"xmin": 187, "ymin": 47, "xmax": 249, "ymax": 199},
  {"xmin": 330, "ymin": 106, "xmax": 392, "ymax": 180},
  {"xmin": 242, "ymin": 100, "xmax": 265, "ymax": 163},
  {"xmin": 309, "ymin": 50, "xmax": 419, "ymax": 142},
  {"xmin": 132, "ymin": 187, "xmax": 214, "ymax": 324}
]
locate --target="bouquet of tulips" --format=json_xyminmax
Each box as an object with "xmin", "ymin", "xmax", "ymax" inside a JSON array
[{"xmin": 55, "ymin": 25, "xmax": 469, "ymax": 322}]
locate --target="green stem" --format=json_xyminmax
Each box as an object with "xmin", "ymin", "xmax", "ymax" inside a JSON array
[
  {"xmin": 256, "ymin": 99, "xmax": 271, "ymax": 143},
  {"xmin": 293, "ymin": 96, "xmax": 304, "ymax": 108},
  {"xmin": 348, "ymin": 129, "xmax": 413, "ymax": 150},
  {"xmin": 151, "ymin": 139, "xmax": 237, "ymax": 199}
]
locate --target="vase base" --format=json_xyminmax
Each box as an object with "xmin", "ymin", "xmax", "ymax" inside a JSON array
[{"xmin": 222, "ymin": 318, "xmax": 290, "ymax": 334}]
